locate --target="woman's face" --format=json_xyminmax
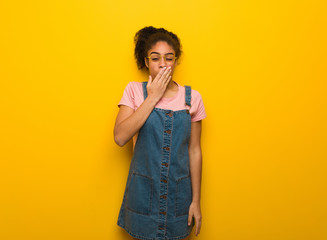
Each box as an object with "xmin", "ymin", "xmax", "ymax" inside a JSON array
[{"xmin": 144, "ymin": 41, "xmax": 177, "ymax": 80}]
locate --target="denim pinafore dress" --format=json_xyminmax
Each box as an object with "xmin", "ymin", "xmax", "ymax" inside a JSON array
[{"xmin": 117, "ymin": 82, "xmax": 194, "ymax": 240}]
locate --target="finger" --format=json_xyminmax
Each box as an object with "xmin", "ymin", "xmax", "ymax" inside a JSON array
[
  {"xmin": 165, "ymin": 71, "xmax": 172, "ymax": 82},
  {"xmin": 159, "ymin": 68, "xmax": 172, "ymax": 86},
  {"xmin": 195, "ymin": 218, "xmax": 199, "ymax": 236},
  {"xmin": 163, "ymin": 76, "xmax": 171, "ymax": 87},
  {"xmin": 165, "ymin": 67, "xmax": 173, "ymax": 79},
  {"xmin": 160, "ymin": 67, "xmax": 170, "ymax": 81},
  {"xmin": 161, "ymin": 67, "xmax": 172, "ymax": 81},
  {"xmin": 196, "ymin": 217, "xmax": 202, "ymax": 235},
  {"xmin": 188, "ymin": 213, "xmax": 193, "ymax": 226},
  {"xmin": 198, "ymin": 219, "xmax": 202, "ymax": 235},
  {"xmin": 147, "ymin": 75, "xmax": 152, "ymax": 86},
  {"xmin": 154, "ymin": 67, "xmax": 167, "ymax": 82}
]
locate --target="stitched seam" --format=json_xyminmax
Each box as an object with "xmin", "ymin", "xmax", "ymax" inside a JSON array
[
  {"xmin": 156, "ymin": 110, "xmax": 167, "ymax": 238},
  {"xmin": 164, "ymin": 112, "xmax": 173, "ymax": 237}
]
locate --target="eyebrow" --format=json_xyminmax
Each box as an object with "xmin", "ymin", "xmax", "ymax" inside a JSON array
[{"xmin": 150, "ymin": 52, "xmax": 175, "ymax": 55}]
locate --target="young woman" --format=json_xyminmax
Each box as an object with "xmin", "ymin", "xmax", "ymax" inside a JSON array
[{"xmin": 114, "ymin": 26, "xmax": 206, "ymax": 240}]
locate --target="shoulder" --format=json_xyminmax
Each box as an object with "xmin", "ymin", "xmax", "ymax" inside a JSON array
[
  {"xmin": 124, "ymin": 81, "xmax": 143, "ymax": 90},
  {"xmin": 119, "ymin": 82, "xmax": 145, "ymax": 109},
  {"xmin": 191, "ymin": 91, "xmax": 205, "ymax": 121},
  {"xmin": 191, "ymin": 88, "xmax": 202, "ymax": 99},
  {"xmin": 122, "ymin": 81, "xmax": 143, "ymax": 95},
  {"xmin": 188, "ymin": 87, "xmax": 206, "ymax": 121},
  {"xmin": 176, "ymin": 83, "xmax": 204, "ymax": 103},
  {"xmin": 179, "ymin": 83, "xmax": 202, "ymax": 97},
  {"xmin": 190, "ymin": 88, "xmax": 204, "ymax": 106},
  {"xmin": 123, "ymin": 82, "xmax": 145, "ymax": 106}
]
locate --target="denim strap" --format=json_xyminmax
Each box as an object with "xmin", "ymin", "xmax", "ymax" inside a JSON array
[
  {"xmin": 185, "ymin": 85, "xmax": 191, "ymax": 107},
  {"xmin": 142, "ymin": 81, "xmax": 148, "ymax": 100}
]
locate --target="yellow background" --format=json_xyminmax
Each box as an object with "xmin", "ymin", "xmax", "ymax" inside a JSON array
[{"xmin": 1, "ymin": 0, "xmax": 326, "ymax": 239}]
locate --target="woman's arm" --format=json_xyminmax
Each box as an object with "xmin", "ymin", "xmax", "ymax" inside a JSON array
[
  {"xmin": 114, "ymin": 100, "xmax": 156, "ymax": 147},
  {"xmin": 188, "ymin": 120, "xmax": 203, "ymax": 236},
  {"xmin": 114, "ymin": 67, "xmax": 172, "ymax": 147}
]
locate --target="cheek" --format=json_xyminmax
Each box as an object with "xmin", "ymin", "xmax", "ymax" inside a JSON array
[
  {"xmin": 149, "ymin": 65, "xmax": 160, "ymax": 74},
  {"xmin": 169, "ymin": 66, "xmax": 175, "ymax": 75},
  {"xmin": 149, "ymin": 67, "xmax": 159, "ymax": 78}
]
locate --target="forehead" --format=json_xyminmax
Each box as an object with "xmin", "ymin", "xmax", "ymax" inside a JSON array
[{"xmin": 148, "ymin": 41, "xmax": 175, "ymax": 55}]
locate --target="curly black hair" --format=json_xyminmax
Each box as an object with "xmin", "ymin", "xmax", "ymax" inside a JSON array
[{"xmin": 134, "ymin": 26, "xmax": 182, "ymax": 70}]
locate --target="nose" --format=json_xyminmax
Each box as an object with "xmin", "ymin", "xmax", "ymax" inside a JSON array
[{"xmin": 159, "ymin": 56, "xmax": 167, "ymax": 68}]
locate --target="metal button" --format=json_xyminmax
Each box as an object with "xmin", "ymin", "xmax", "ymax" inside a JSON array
[
  {"xmin": 164, "ymin": 130, "xmax": 171, "ymax": 134},
  {"xmin": 161, "ymin": 163, "xmax": 168, "ymax": 167},
  {"xmin": 186, "ymin": 109, "xmax": 190, "ymax": 114},
  {"xmin": 160, "ymin": 195, "xmax": 167, "ymax": 199},
  {"xmin": 163, "ymin": 146, "xmax": 170, "ymax": 151},
  {"xmin": 160, "ymin": 179, "xmax": 167, "ymax": 183},
  {"xmin": 166, "ymin": 112, "xmax": 173, "ymax": 117},
  {"xmin": 160, "ymin": 211, "xmax": 167, "ymax": 215}
]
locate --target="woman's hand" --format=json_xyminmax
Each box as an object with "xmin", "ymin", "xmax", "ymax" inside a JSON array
[
  {"xmin": 146, "ymin": 66, "xmax": 172, "ymax": 102},
  {"xmin": 188, "ymin": 201, "xmax": 202, "ymax": 236}
]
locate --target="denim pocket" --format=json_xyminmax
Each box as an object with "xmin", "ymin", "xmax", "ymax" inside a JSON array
[
  {"xmin": 175, "ymin": 175, "xmax": 192, "ymax": 216},
  {"xmin": 126, "ymin": 172, "xmax": 153, "ymax": 215}
]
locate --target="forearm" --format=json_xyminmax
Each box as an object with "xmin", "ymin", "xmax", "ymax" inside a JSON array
[
  {"xmin": 189, "ymin": 150, "xmax": 202, "ymax": 203},
  {"xmin": 114, "ymin": 96, "xmax": 158, "ymax": 146}
]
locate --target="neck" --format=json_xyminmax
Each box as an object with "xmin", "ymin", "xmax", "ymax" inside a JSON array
[{"xmin": 167, "ymin": 79, "xmax": 178, "ymax": 90}]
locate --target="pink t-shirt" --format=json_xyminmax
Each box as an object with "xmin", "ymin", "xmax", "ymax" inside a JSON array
[{"xmin": 118, "ymin": 81, "xmax": 206, "ymax": 122}]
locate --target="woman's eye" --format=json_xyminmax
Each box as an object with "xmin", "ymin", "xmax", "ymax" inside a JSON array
[
  {"xmin": 152, "ymin": 58, "xmax": 159, "ymax": 61},
  {"xmin": 166, "ymin": 58, "xmax": 173, "ymax": 61}
]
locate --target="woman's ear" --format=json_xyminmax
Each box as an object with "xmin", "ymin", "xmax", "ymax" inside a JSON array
[
  {"xmin": 144, "ymin": 57, "xmax": 149, "ymax": 68},
  {"xmin": 173, "ymin": 59, "xmax": 178, "ymax": 67}
]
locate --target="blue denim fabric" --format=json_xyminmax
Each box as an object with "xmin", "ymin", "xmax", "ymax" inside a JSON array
[{"xmin": 117, "ymin": 82, "xmax": 194, "ymax": 240}]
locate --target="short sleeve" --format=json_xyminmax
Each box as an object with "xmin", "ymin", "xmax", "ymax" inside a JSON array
[
  {"xmin": 191, "ymin": 90, "xmax": 206, "ymax": 122},
  {"xmin": 118, "ymin": 82, "xmax": 135, "ymax": 110}
]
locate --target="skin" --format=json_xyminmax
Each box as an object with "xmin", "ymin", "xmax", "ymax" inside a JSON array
[{"xmin": 114, "ymin": 41, "xmax": 202, "ymax": 238}]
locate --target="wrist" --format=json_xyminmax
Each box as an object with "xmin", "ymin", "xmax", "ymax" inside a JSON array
[
  {"xmin": 191, "ymin": 199, "xmax": 201, "ymax": 205},
  {"xmin": 146, "ymin": 94, "xmax": 160, "ymax": 106}
]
